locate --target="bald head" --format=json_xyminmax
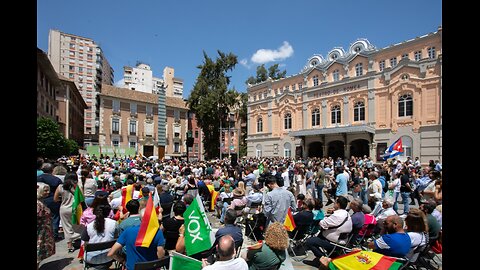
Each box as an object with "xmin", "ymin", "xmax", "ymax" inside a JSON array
[
  {"xmin": 385, "ymin": 215, "xmax": 404, "ymax": 234},
  {"xmin": 217, "ymin": 235, "xmax": 235, "ymax": 260}
]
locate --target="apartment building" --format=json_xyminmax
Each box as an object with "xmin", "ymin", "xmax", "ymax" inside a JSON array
[{"xmin": 48, "ymin": 29, "xmax": 114, "ymax": 146}]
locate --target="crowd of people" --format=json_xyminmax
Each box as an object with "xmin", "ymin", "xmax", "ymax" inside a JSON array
[{"xmin": 36, "ymin": 153, "xmax": 442, "ymax": 269}]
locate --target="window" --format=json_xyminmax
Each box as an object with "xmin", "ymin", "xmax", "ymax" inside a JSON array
[
  {"xmin": 400, "ymin": 136, "xmax": 413, "ymax": 158},
  {"xmin": 112, "ymin": 139, "xmax": 119, "ymax": 147},
  {"xmin": 129, "ymin": 141, "xmax": 136, "ymax": 149},
  {"xmin": 257, "ymin": 117, "xmax": 263, "ymax": 132},
  {"xmin": 428, "ymin": 47, "xmax": 436, "ymax": 59},
  {"xmin": 333, "ymin": 70, "xmax": 339, "ymax": 82},
  {"xmin": 398, "ymin": 94, "xmax": 413, "ymax": 117},
  {"xmin": 256, "ymin": 149, "xmax": 262, "ymax": 157},
  {"xmin": 402, "ymin": 53, "xmax": 409, "ymax": 59},
  {"xmin": 284, "ymin": 142, "xmax": 292, "ymax": 158},
  {"xmin": 390, "ymin": 57, "xmax": 397, "ymax": 68},
  {"xmin": 146, "ymin": 104, "xmax": 153, "ymax": 116},
  {"xmin": 195, "ymin": 130, "xmax": 199, "ymax": 138},
  {"xmin": 355, "ymin": 63, "xmax": 363, "ymax": 76},
  {"xmin": 174, "ymin": 110, "xmax": 180, "ymax": 122},
  {"xmin": 313, "ymin": 75, "xmax": 319, "ymax": 86},
  {"xmin": 414, "ymin": 51, "xmax": 422, "ymax": 61},
  {"xmin": 174, "ymin": 142, "xmax": 180, "ymax": 153},
  {"xmin": 284, "ymin": 113, "xmax": 292, "ymax": 129},
  {"xmin": 311, "ymin": 108, "xmax": 320, "ymax": 126},
  {"xmin": 292, "ymin": 84, "xmax": 296, "ymax": 91},
  {"xmin": 112, "ymin": 119, "xmax": 119, "ymax": 133},
  {"xmin": 298, "ymin": 83, "xmax": 302, "ymax": 90},
  {"xmin": 379, "ymin": 60, "xmax": 385, "ymax": 71},
  {"xmin": 353, "ymin": 101, "xmax": 365, "ymax": 121},
  {"xmin": 194, "ymin": 144, "xmax": 199, "ymax": 153},
  {"xmin": 129, "ymin": 121, "xmax": 136, "ymax": 135},
  {"xmin": 130, "ymin": 103, "xmax": 137, "ymax": 115},
  {"xmin": 331, "ymin": 105, "xmax": 341, "ymax": 124},
  {"xmin": 69, "ymin": 65, "xmax": 75, "ymax": 71}
]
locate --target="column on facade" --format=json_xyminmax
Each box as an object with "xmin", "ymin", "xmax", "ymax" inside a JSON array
[
  {"xmin": 321, "ymin": 100, "xmax": 327, "ymax": 128},
  {"xmin": 343, "ymin": 96, "xmax": 349, "ymax": 126}
]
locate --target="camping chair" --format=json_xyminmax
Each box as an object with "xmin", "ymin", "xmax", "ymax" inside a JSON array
[
  {"xmin": 287, "ymin": 221, "xmax": 316, "ymax": 262},
  {"xmin": 319, "ymin": 230, "xmax": 356, "ymax": 258},
  {"xmin": 133, "ymin": 256, "xmax": 170, "ymax": 270},
  {"xmin": 233, "ymin": 203, "xmax": 247, "ymax": 225},
  {"xmin": 245, "ymin": 212, "xmax": 266, "ymax": 242},
  {"xmin": 83, "ymin": 239, "xmax": 119, "ymax": 270}
]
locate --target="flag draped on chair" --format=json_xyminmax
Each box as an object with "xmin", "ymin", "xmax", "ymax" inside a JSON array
[
  {"xmin": 135, "ymin": 194, "xmax": 160, "ymax": 247},
  {"xmin": 329, "ymin": 250, "xmax": 402, "ymax": 270},
  {"xmin": 210, "ymin": 190, "xmax": 219, "ymax": 212},
  {"xmin": 71, "ymin": 185, "xmax": 84, "ymax": 224},
  {"xmin": 383, "ymin": 138, "xmax": 404, "ymax": 160},
  {"xmin": 283, "ymin": 207, "xmax": 296, "ymax": 231}
]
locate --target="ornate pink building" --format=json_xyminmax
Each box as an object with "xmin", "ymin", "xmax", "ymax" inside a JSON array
[{"xmin": 247, "ymin": 27, "xmax": 442, "ymax": 163}]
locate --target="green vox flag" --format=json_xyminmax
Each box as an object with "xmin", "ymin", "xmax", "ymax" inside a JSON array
[
  {"xmin": 183, "ymin": 195, "xmax": 215, "ymax": 256},
  {"xmin": 258, "ymin": 163, "xmax": 264, "ymax": 174},
  {"xmin": 169, "ymin": 251, "xmax": 202, "ymax": 270}
]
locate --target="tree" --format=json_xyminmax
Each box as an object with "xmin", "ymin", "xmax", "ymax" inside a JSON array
[
  {"xmin": 37, "ymin": 117, "xmax": 67, "ymax": 159},
  {"xmin": 187, "ymin": 50, "xmax": 240, "ymax": 159},
  {"xmin": 238, "ymin": 92, "xmax": 248, "ymax": 157},
  {"xmin": 245, "ymin": 64, "xmax": 286, "ymax": 85}
]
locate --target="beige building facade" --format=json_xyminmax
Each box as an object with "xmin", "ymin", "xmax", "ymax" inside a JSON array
[{"xmin": 247, "ymin": 28, "xmax": 442, "ymax": 164}]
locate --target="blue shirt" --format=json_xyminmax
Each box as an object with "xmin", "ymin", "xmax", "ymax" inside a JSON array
[
  {"xmin": 374, "ymin": 232, "xmax": 411, "ymax": 258},
  {"xmin": 335, "ymin": 173, "xmax": 348, "ymax": 196},
  {"xmin": 117, "ymin": 225, "xmax": 166, "ymax": 270},
  {"xmin": 215, "ymin": 224, "xmax": 243, "ymax": 246}
]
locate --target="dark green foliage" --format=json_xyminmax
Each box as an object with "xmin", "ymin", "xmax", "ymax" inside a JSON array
[
  {"xmin": 245, "ymin": 63, "xmax": 286, "ymax": 85},
  {"xmin": 187, "ymin": 50, "xmax": 241, "ymax": 159},
  {"xmin": 37, "ymin": 117, "xmax": 78, "ymax": 159}
]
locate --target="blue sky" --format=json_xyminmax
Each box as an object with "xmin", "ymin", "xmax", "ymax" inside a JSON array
[{"xmin": 37, "ymin": 0, "xmax": 442, "ymax": 98}]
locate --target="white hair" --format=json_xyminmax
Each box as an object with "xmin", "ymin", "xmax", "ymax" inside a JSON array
[{"xmin": 37, "ymin": 182, "xmax": 49, "ymax": 200}]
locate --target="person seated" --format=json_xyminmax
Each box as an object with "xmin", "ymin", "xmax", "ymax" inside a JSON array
[
  {"xmin": 357, "ymin": 205, "xmax": 377, "ymax": 241},
  {"xmin": 404, "ymin": 209, "xmax": 428, "ymax": 262},
  {"xmin": 367, "ymin": 215, "xmax": 411, "ymax": 258},
  {"xmin": 369, "ymin": 193, "xmax": 383, "ymax": 217},
  {"xmin": 375, "ymin": 199, "xmax": 398, "ymax": 234},
  {"xmin": 162, "ymin": 201, "xmax": 186, "ymax": 253},
  {"xmin": 303, "ymin": 196, "xmax": 352, "ymax": 268},
  {"xmin": 296, "ymin": 193, "xmax": 305, "ymax": 210},
  {"xmin": 244, "ymin": 222, "xmax": 288, "ymax": 270},
  {"xmin": 290, "ymin": 198, "xmax": 314, "ymax": 239},
  {"xmin": 118, "ymin": 199, "xmax": 141, "ymax": 235},
  {"xmin": 215, "ymin": 209, "xmax": 244, "ymax": 249},
  {"xmin": 420, "ymin": 199, "xmax": 441, "ymax": 240},
  {"xmin": 220, "ymin": 188, "xmax": 247, "ymax": 223},
  {"xmin": 349, "ymin": 198, "xmax": 365, "ymax": 238},
  {"xmin": 201, "ymin": 235, "xmax": 248, "ymax": 270},
  {"xmin": 216, "ymin": 183, "xmax": 233, "ymax": 218}
]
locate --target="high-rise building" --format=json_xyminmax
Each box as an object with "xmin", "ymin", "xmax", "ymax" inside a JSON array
[
  {"xmin": 122, "ymin": 64, "xmax": 183, "ymax": 98},
  {"xmin": 163, "ymin": 67, "xmax": 184, "ymax": 98},
  {"xmin": 48, "ymin": 29, "xmax": 114, "ymax": 146}
]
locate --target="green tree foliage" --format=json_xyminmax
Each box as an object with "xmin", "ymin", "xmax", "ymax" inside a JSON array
[
  {"xmin": 65, "ymin": 139, "xmax": 79, "ymax": 156},
  {"xmin": 245, "ymin": 64, "xmax": 286, "ymax": 85},
  {"xmin": 37, "ymin": 117, "xmax": 67, "ymax": 159},
  {"xmin": 187, "ymin": 50, "xmax": 241, "ymax": 159},
  {"xmin": 238, "ymin": 92, "xmax": 248, "ymax": 157}
]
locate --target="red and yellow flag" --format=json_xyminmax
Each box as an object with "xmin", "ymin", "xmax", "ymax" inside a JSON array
[
  {"xmin": 330, "ymin": 250, "xmax": 402, "ymax": 270},
  {"xmin": 210, "ymin": 190, "xmax": 219, "ymax": 211},
  {"xmin": 121, "ymin": 184, "xmax": 134, "ymax": 214},
  {"xmin": 135, "ymin": 194, "xmax": 160, "ymax": 247},
  {"xmin": 71, "ymin": 185, "xmax": 84, "ymax": 224},
  {"xmin": 283, "ymin": 207, "xmax": 296, "ymax": 231}
]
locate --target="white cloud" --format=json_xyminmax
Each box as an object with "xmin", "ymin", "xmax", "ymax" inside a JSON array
[
  {"xmin": 114, "ymin": 78, "xmax": 125, "ymax": 87},
  {"xmin": 240, "ymin": 58, "xmax": 251, "ymax": 69},
  {"xmin": 251, "ymin": 41, "xmax": 294, "ymax": 64}
]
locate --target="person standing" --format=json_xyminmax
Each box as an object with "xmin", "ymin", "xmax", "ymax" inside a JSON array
[
  {"xmin": 37, "ymin": 162, "xmax": 63, "ymax": 240},
  {"xmin": 37, "ymin": 182, "xmax": 55, "ymax": 268},
  {"xmin": 263, "ymin": 176, "xmax": 296, "ymax": 226}
]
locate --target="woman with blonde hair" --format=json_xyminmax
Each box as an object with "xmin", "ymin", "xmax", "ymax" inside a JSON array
[
  {"xmin": 245, "ymin": 222, "xmax": 289, "ymax": 270},
  {"xmin": 37, "ymin": 182, "xmax": 55, "ymax": 268}
]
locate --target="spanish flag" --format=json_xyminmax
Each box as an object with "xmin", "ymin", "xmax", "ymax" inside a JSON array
[
  {"xmin": 135, "ymin": 194, "xmax": 160, "ymax": 247},
  {"xmin": 121, "ymin": 184, "xmax": 134, "ymax": 214},
  {"xmin": 330, "ymin": 250, "xmax": 402, "ymax": 270},
  {"xmin": 71, "ymin": 185, "xmax": 84, "ymax": 224},
  {"xmin": 283, "ymin": 207, "xmax": 296, "ymax": 231},
  {"xmin": 210, "ymin": 190, "xmax": 219, "ymax": 212}
]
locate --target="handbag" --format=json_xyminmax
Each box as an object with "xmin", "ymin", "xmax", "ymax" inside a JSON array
[{"xmin": 431, "ymin": 238, "xmax": 442, "ymax": 254}]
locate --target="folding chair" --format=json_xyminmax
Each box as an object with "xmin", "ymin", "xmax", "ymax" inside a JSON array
[
  {"xmin": 133, "ymin": 256, "xmax": 170, "ymax": 270},
  {"xmin": 287, "ymin": 221, "xmax": 316, "ymax": 262},
  {"xmin": 83, "ymin": 239, "xmax": 119, "ymax": 270}
]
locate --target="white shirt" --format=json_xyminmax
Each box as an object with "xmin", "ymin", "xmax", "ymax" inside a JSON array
[
  {"xmin": 281, "ymin": 171, "xmax": 290, "ymax": 188},
  {"xmin": 407, "ymin": 232, "xmax": 427, "ymax": 261},
  {"xmin": 203, "ymin": 257, "xmax": 248, "ymax": 270},
  {"xmin": 320, "ymin": 209, "xmax": 353, "ymax": 242}
]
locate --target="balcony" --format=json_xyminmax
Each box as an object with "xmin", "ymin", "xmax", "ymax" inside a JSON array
[
  {"xmin": 112, "ymin": 110, "xmax": 121, "ymax": 116},
  {"xmin": 130, "ymin": 112, "xmax": 137, "ymax": 118},
  {"xmin": 146, "ymin": 114, "xmax": 154, "ymax": 120},
  {"xmin": 112, "ymin": 130, "xmax": 119, "ymax": 135}
]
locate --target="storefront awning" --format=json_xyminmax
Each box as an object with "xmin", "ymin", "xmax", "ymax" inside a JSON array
[{"xmin": 289, "ymin": 125, "xmax": 375, "ymax": 137}]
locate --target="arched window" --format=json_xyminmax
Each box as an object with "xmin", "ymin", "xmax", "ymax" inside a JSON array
[
  {"xmin": 331, "ymin": 105, "xmax": 341, "ymax": 124},
  {"xmin": 353, "ymin": 101, "xmax": 365, "ymax": 122},
  {"xmin": 257, "ymin": 117, "xmax": 263, "ymax": 133},
  {"xmin": 256, "ymin": 144, "xmax": 262, "ymax": 157},
  {"xmin": 284, "ymin": 113, "xmax": 292, "ymax": 129},
  {"xmin": 284, "ymin": 142, "xmax": 292, "ymax": 158},
  {"xmin": 355, "ymin": 63, "xmax": 363, "ymax": 76},
  {"xmin": 312, "ymin": 108, "xmax": 320, "ymax": 126},
  {"xmin": 398, "ymin": 94, "xmax": 413, "ymax": 117},
  {"xmin": 400, "ymin": 135, "xmax": 413, "ymax": 158}
]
